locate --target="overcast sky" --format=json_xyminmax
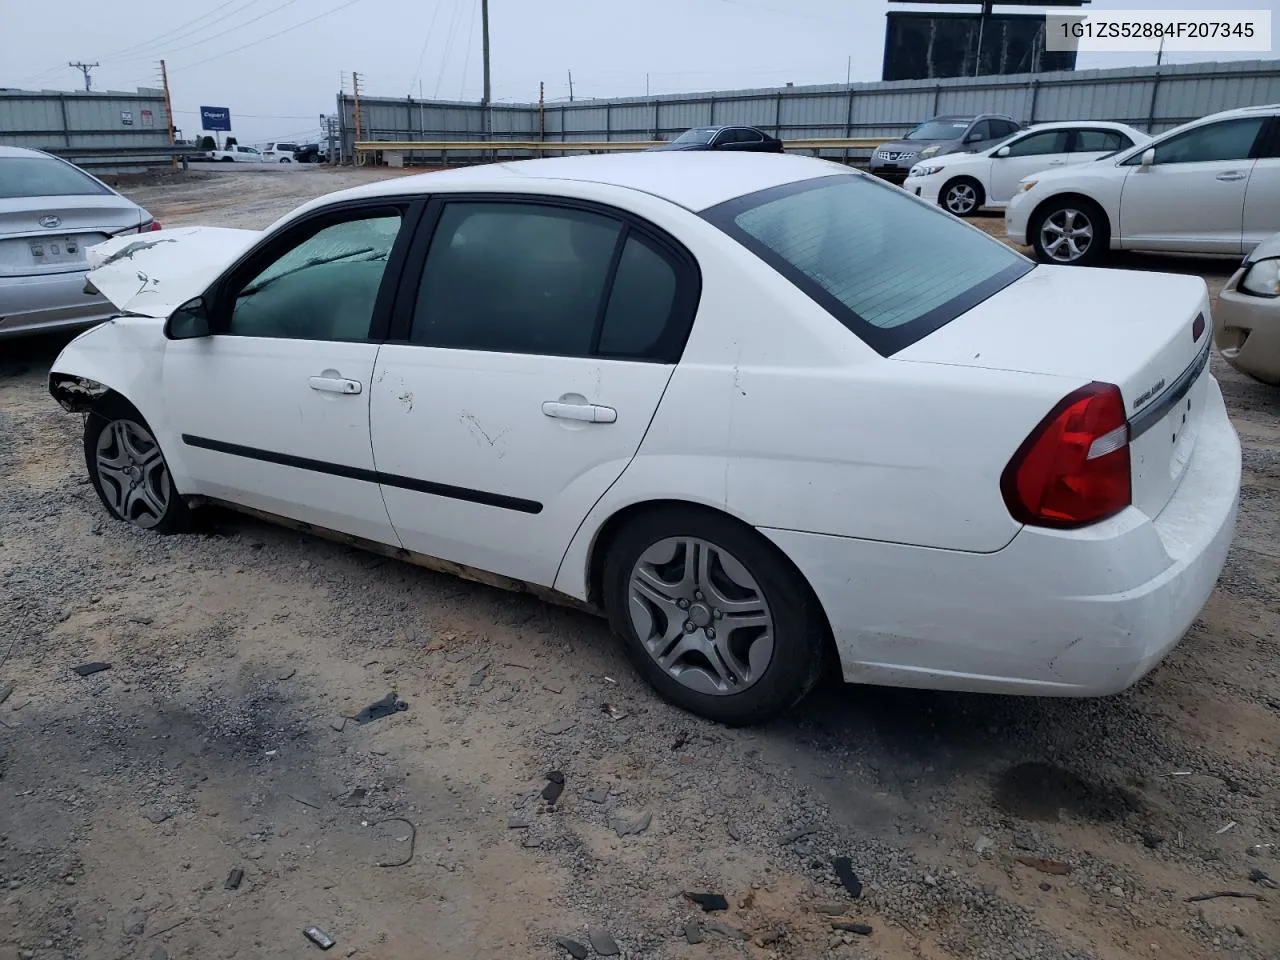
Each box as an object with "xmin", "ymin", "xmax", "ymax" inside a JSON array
[{"xmin": 2, "ymin": 0, "xmax": 1276, "ymax": 144}]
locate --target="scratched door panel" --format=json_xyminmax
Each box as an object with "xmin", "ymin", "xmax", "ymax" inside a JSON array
[{"xmin": 369, "ymin": 345, "xmax": 673, "ymax": 586}]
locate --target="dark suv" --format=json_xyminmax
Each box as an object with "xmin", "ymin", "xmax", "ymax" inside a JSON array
[{"xmin": 869, "ymin": 114, "xmax": 1021, "ymax": 182}]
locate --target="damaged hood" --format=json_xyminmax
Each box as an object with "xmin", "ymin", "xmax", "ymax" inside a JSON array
[{"xmin": 85, "ymin": 226, "xmax": 261, "ymax": 318}]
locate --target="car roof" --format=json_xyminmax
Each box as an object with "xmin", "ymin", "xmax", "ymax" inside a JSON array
[
  {"xmin": 1023, "ymin": 120, "xmax": 1141, "ymax": 132},
  {"xmin": 0, "ymin": 145, "xmax": 55, "ymax": 159},
  {"xmin": 326, "ymin": 152, "xmax": 849, "ymax": 213}
]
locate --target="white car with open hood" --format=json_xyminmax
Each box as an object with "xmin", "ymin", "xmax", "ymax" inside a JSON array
[{"xmin": 49, "ymin": 153, "xmax": 1240, "ymax": 725}]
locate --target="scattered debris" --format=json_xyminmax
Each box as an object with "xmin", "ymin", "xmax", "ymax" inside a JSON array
[
  {"xmin": 975, "ymin": 835, "xmax": 994, "ymax": 855},
  {"xmin": 757, "ymin": 930, "xmax": 785, "ymax": 946},
  {"xmin": 277, "ymin": 668, "xmax": 297, "ymax": 681},
  {"xmin": 781, "ymin": 826, "xmax": 817, "ymax": 844},
  {"xmin": 122, "ymin": 908, "xmax": 148, "ymax": 936},
  {"xmin": 521, "ymin": 835, "xmax": 543, "ymax": 849},
  {"xmin": 508, "ymin": 815, "xmax": 530, "ymax": 830},
  {"xmin": 72, "ymin": 661, "xmax": 111, "ymax": 677},
  {"xmin": 542, "ymin": 771, "xmax": 566, "ymax": 804},
  {"xmin": 144, "ymin": 809, "xmax": 172, "ymax": 824},
  {"xmin": 543, "ymin": 717, "xmax": 576, "ymax": 735},
  {"xmin": 832, "ymin": 922, "xmax": 873, "ymax": 936},
  {"xmin": 683, "ymin": 920, "xmax": 705, "ymax": 944},
  {"xmin": 1185, "ymin": 891, "xmax": 1266, "ymax": 903},
  {"xmin": 0, "ymin": 683, "xmax": 12, "ymax": 706},
  {"xmin": 726, "ymin": 821, "xmax": 742, "ymax": 841},
  {"xmin": 1248, "ymin": 869, "xmax": 1276, "ymax": 889},
  {"xmin": 671, "ymin": 730, "xmax": 690, "ymax": 751},
  {"xmin": 601, "ymin": 702, "xmax": 627, "ymax": 721},
  {"xmin": 469, "ymin": 666, "xmax": 487, "ymax": 687},
  {"xmin": 832, "ymin": 857, "xmax": 863, "ymax": 898},
  {"xmin": 1161, "ymin": 771, "xmax": 1194, "ymax": 778},
  {"xmin": 340, "ymin": 787, "xmax": 367, "ymax": 806},
  {"xmin": 1140, "ymin": 831, "xmax": 1164, "ymax": 849},
  {"xmin": 128, "ymin": 615, "xmax": 154, "ymax": 625},
  {"xmin": 1016, "ymin": 856, "xmax": 1072, "ymax": 876},
  {"xmin": 603, "ymin": 675, "xmax": 618, "ymax": 685},
  {"xmin": 1013, "ymin": 831, "xmax": 1038, "ymax": 851},
  {"xmin": 555, "ymin": 937, "xmax": 588, "ymax": 959},
  {"xmin": 1039, "ymin": 881, "xmax": 1053, "ymax": 892},
  {"xmin": 588, "ymin": 927, "xmax": 620, "ymax": 956},
  {"xmin": 303, "ymin": 925, "xmax": 336, "ymax": 950},
  {"xmin": 348, "ymin": 691, "xmax": 407, "ymax": 724},
  {"xmin": 611, "ymin": 810, "xmax": 652, "ymax": 837},
  {"xmin": 705, "ymin": 921, "xmax": 750, "ymax": 941},
  {"xmin": 373, "ymin": 817, "xmax": 416, "ymax": 868},
  {"xmin": 329, "ymin": 717, "xmax": 347, "ymax": 732},
  {"xmin": 684, "ymin": 892, "xmax": 728, "ymax": 912},
  {"xmin": 224, "ymin": 868, "xmax": 244, "ymax": 890},
  {"xmin": 585, "ymin": 784, "xmax": 610, "ymax": 804},
  {"xmin": 1216, "ymin": 821, "xmax": 1238, "ymax": 835},
  {"xmin": 146, "ymin": 917, "xmax": 191, "ymax": 940}
]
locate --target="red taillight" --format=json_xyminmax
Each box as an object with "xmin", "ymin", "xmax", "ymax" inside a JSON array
[
  {"xmin": 1001, "ymin": 382, "xmax": 1131, "ymax": 529},
  {"xmin": 1192, "ymin": 312, "xmax": 1205, "ymax": 342},
  {"xmin": 148, "ymin": 220, "xmax": 163, "ymax": 232}
]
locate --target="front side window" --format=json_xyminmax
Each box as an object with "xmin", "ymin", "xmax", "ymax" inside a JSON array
[
  {"xmin": 0, "ymin": 156, "xmax": 110, "ymax": 199},
  {"xmin": 1125, "ymin": 117, "xmax": 1265, "ymax": 165},
  {"xmin": 991, "ymin": 119, "xmax": 1020, "ymax": 138},
  {"xmin": 967, "ymin": 120, "xmax": 992, "ymax": 141},
  {"xmin": 705, "ymin": 175, "xmax": 1031, "ymax": 355},
  {"xmin": 1004, "ymin": 130, "xmax": 1069, "ymax": 157},
  {"xmin": 227, "ymin": 212, "xmax": 403, "ymax": 340}
]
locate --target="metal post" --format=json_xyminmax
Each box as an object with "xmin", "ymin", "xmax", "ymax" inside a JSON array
[
  {"xmin": 481, "ymin": 0, "xmax": 491, "ymax": 108},
  {"xmin": 539, "ymin": 81, "xmax": 545, "ymax": 140},
  {"xmin": 352, "ymin": 72, "xmax": 364, "ymax": 164},
  {"xmin": 709, "ymin": 97, "xmax": 716, "ymax": 126},
  {"xmin": 843, "ymin": 87, "xmax": 855, "ymax": 164},
  {"xmin": 160, "ymin": 59, "xmax": 177, "ymax": 169},
  {"xmin": 1146, "ymin": 71, "xmax": 1162, "ymax": 133},
  {"xmin": 605, "ymin": 103, "xmax": 611, "ymax": 146},
  {"xmin": 653, "ymin": 99, "xmax": 660, "ymax": 140},
  {"xmin": 932, "ymin": 84, "xmax": 942, "ymax": 116},
  {"xmin": 1028, "ymin": 78, "xmax": 1040, "ymax": 125},
  {"xmin": 774, "ymin": 92, "xmax": 782, "ymax": 137},
  {"xmin": 57, "ymin": 94, "xmax": 71, "ymax": 148}
]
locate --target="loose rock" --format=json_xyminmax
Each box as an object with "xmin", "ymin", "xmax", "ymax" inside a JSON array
[
  {"xmin": 684, "ymin": 920, "xmax": 705, "ymax": 944},
  {"xmin": 832, "ymin": 921, "xmax": 873, "ymax": 936},
  {"xmin": 588, "ymin": 927, "xmax": 620, "ymax": 956},
  {"xmin": 554, "ymin": 937, "xmax": 588, "ymax": 959},
  {"xmin": 543, "ymin": 718, "xmax": 575, "ymax": 735},
  {"xmin": 684, "ymin": 892, "xmax": 728, "ymax": 912},
  {"xmin": 611, "ymin": 810, "xmax": 652, "ymax": 837}
]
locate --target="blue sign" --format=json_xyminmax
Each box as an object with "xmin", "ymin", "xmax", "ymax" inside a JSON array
[{"xmin": 199, "ymin": 106, "xmax": 231, "ymax": 132}]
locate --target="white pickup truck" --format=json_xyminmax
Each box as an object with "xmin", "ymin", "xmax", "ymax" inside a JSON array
[{"xmin": 206, "ymin": 145, "xmax": 264, "ymax": 163}]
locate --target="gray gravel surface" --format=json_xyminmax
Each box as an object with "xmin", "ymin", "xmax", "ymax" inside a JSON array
[{"xmin": 0, "ymin": 167, "xmax": 1275, "ymax": 959}]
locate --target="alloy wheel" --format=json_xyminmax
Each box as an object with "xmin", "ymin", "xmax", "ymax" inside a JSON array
[
  {"xmin": 94, "ymin": 419, "xmax": 171, "ymax": 529},
  {"xmin": 945, "ymin": 182, "xmax": 978, "ymax": 214},
  {"xmin": 1040, "ymin": 208, "xmax": 1094, "ymax": 262}
]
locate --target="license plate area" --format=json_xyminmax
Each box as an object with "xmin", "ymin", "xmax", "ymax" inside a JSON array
[{"xmin": 29, "ymin": 236, "xmax": 85, "ymax": 266}]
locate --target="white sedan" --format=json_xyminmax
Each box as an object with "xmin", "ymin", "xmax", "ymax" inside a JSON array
[
  {"xmin": 48, "ymin": 153, "xmax": 1240, "ymax": 724},
  {"xmin": 904, "ymin": 121, "xmax": 1149, "ymax": 217},
  {"xmin": 1007, "ymin": 103, "xmax": 1280, "ymax": 265}
]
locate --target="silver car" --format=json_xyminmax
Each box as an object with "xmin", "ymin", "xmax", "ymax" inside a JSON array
[{"xmin": 1, "ymin": 146, "xmax": 159, "ymax": 339}]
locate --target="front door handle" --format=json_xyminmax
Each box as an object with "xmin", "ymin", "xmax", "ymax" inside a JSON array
[
  {"xmin": 541, "ymin": 400, "xmax": 617, "ymax": 423},
  {"xmin": 1216, "ymin": 171, "xmax": 1248, "ymax": 182},
  {"xmin": 309, "ymin": 376, "xmax": 362, "ymax": 395}
]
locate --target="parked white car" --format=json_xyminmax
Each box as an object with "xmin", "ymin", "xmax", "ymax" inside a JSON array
[
  {"xmin": 904, "ymin": 121, "xmax": 1149, "ymax": 216},
  {"xmin": 261, "ymin": 142, "xmax": 298, "ymax": 163},
  {"xmin": 48, "ymin": 153, "xmax": 1239, "ymax": 724},
  {"xmin": 1007, "ymin": 103, "xmax": 1280, "ymax": 265},
  {"xmin": 209, "ymin": 145, "xmax": 265, "ymax": 163}
]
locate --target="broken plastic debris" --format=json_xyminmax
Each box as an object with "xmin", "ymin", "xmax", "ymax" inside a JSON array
[
  {"xmin": 601, "ymin": 703, "xmax": 627, "ymax": 721},
  {"xmin": 72, "ymin": 661, "xmax": 111, "ymax": 677},
  {"xmin": 350, "ymin": 691, "xmax": 408, "ymax": 724},
  {"xmin": 224, "ymin": 868, "xmax": 243, "ymax": 890},
  {"xmin": 684, "ymin": 892, "xmax": 728, "ymax": 912},
  {"xmin": 303, "ymin": 925, "xmax": 335, "ymax": 949},
  {"xmin": 833, "ymin": 857, "xmax": 863, "ymax": 898},
  {"xmin": 541, "ymin": 771, "xmax": 565, "ymax": 804},
  {"xmin": 1216, "ymin": 820, "xmax": 1238, "ymax": 835}
]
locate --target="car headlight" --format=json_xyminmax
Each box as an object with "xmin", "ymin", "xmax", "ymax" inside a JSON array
[
  {"xmin": 918, "ymin": 145, "xmax": 940, "ymax": 159},
  {"xmin": 1241, "ymin": 257, "xmax": 1280, "ymax": 297},
  {"xmin": 1018, "ymin": 180, "xmax": 1038, "ymax": 193},
  {"xmin": 910, "ymin": 164, "xmax": 946, "ymax": 177}
]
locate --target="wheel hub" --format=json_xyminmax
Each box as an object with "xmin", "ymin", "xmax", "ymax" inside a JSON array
[{"xmin": 688, "ymin": 602, "xmax": 713, "ymax": 628}]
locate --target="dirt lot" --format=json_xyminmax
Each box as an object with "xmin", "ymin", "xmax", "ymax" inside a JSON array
[{"xmin": 1, "ymin": 167, "xmax": 1277, "ymax": 960}]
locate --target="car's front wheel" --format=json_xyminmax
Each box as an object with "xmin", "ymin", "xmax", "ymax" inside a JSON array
[
  {"xmin": 941, "ymin": 177, "xmax": 984, "ymax": 216},
  {"xmin": 1031, "ymin": 197, "xmax": 1109, "ymax": 266},
  {"xmin": 84, "ymin": 397, "xmax": 191, "ymax": 534},
  {"xmin": 602, "ymin": 506, "xmax": 827, "ymax": 725}
]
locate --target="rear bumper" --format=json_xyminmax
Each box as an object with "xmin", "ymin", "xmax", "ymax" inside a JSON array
[
  {"xmin": 0, "ymin": 270, "xmax": 115, "ymax": 339},
  {"xmin": 1214, "ymin": 267, "xmax": 1280, "ymax": 385},
  {"xmin": 762, "ymin": 375, "xmax": 1240, "ymax": 696}
]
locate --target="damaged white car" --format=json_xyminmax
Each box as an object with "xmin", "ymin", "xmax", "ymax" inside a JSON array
[{"xmin": 49, "ymin": 154, "xmax": 1240, "ymax": 724}]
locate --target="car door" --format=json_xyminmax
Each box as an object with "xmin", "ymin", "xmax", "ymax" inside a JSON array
[
  {"xmin": 1118, "ymin": 115, "xmax": 1266, "ymax": 254},
  {"xmin": 1242, "ymin": 117, "xmax": 1280, "ymax": 252},
  {"xmin": 369, "ymin": 196, "xmax": 699, "ymax": 587},
  {"xmin": 712, "ymin": 128, "xmax": 745, "ymax": 151},
  {"xmin": 162, "ymin": 200, "xmax": 419, "ymax": 544},
  {"xmin": 987, "ymin": 128, "xmax": 1071, "ymax": 203}
]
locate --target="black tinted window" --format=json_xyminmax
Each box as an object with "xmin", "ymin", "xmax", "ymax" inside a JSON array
[
  {"xmin": 1073, "ymin": 129, "xmax": 1125, "ymax": 152},
  {"xmin": 410, "ymin": 203, "xmax": 621, "ymax": 356},
  {"xmin": 0, "ymin": 156, "xmax": 110, "ymax": 199},
  {"xmin": 967, "ymin": 120, "xmax": 992, "ymax": 141},
  {"xmin": 992, "ymin": 119, "xmax": 1020, "ymax": 138},
  {"xmin": 598, "ymin": 235, "xmax": 679, "ymax": 358},
  {"xmin": 229, "ymin": 213, "xmax": 401, "ymax": 340},
  {"xmin": 1004, "ymin": 130, "xmax": 1069, "ymax": 157},
  {"xmin": 1129, "ymin": 117, "xmax": 1266, "ymax": 165}
]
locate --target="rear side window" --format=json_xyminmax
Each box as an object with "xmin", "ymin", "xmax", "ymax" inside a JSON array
[
  {"xmin": 1005, "ymin": 130, "xmax": 1069, "ymax": 157},
  {"xmin": 0, "ymin": 156, "xmax": 110, "ymax": 199},
  {"xmin": 704, "ymin": 174, "xmax": 1032, "ymax": 356},
  {"xmin": 1072, "ymin": 129, "xmax": 1125, "ymax": 152}
]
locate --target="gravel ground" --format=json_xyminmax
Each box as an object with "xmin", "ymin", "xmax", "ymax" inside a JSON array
[{"xmin": 0, "ymin": 167, "xmax": 1276, "ymax": 960}]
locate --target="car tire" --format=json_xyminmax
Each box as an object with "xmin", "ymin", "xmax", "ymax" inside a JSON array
[
  {"xmin": 602, "ymin": 505, "xmax": 827, "ymax": 726},
  {"xmin": 940, "ymin": 176, "xmax": 984, "ymax": 217},
  {"xmin": 83, "ymin": 396, "xmax": 191, "ymax": 535},
  {"xmin": 220, "ymin": 156, "xmax": 234, "ymax": 163},
  {"xmin": 1030, "ymin": 197, "xmax": 1109, "ymax": 266},
  {"xmin": 280, "ymin": 158, "xmax": 291, "ymax": 163}
]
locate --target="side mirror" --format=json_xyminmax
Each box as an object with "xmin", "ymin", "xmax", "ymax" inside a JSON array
[
  {"xmin": 166, "ymin": 296, "xmax": 212, "ymax": 340},
  {"xmin": 1139, "ymin": 147, "xmax": 1156, "ymax": 169},
  {"xmin": 995, "ymin": 146, "xmax": 1011, "ymax": 158}
]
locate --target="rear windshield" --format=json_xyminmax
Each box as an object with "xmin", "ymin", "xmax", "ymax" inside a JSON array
[
  {"xmin": 0, "ymin": 156, "xmax": 110, "ymax": 199},
  {"xmin": 703, "ymin": 174, "xmax": 1032, "ymax": 355}
]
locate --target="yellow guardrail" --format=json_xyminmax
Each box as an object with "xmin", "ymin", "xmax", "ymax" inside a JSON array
[{"xmin": 354, "ymin": 137, "xmax": 885, "ymax": 157}]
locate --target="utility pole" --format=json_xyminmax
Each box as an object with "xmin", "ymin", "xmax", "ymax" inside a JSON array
[
  {"xmin": 480, "ymin": 0, "xmax": 491, "ymax": 107},
  {"xmin": 352, "ymin": 71, "xmax": 364, "ymax": 165},
  {"xmin": 567, "ymin": 69, "xmax": 574, "ymax": 103},
  {"xmin": 68, "ymin": 61, "xmax": 99, "ymax": 92},
  {"xmin": 846, "ymin": 55, "xmax": 852, "ymax": 85},
  {"xmin": 1156, "ymin": 36, "xmax": 1165, "ymax": 66},
  {"xmin": 159, "ymin": 59, "xmax": 176, "ymax": 168},
  {"xmin": 539, "ymin": 81, "xmax": 545, "ymax": 140},
  {"xmin": 646, "ymin": 73, "xmax": 650, "ymax": 97}
]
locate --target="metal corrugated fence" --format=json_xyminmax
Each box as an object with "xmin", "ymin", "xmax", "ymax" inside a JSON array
[
  {"xmin": 0, "ymin": 88, "xmax": 172, "ymax": 173},
  {"xmin": 337, "ymin": 58, "xmax": 1280, "ymax": 164}
]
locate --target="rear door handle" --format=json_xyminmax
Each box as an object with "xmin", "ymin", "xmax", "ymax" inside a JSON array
[
  {"xmin": 309, "ymin": 376, "xmax": 362, "ymax": 395},
  {"xmin": 541, "ymin": 400, "xmax": 617, "ymax": 423},
  {"xmin": 1216, "ymin": 171, "xmax": 1248, "ymax": 182}
]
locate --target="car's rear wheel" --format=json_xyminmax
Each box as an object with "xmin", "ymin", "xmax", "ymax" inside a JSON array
[
  {"xmin": 1031, "ymin": 198, "xmax": 1109, "ymax": 266},
  {"xmin": 602, "ymin": 506, "xmax": 827, "ymax": 725},
  {"xmin": 220, "ymin": 156, "xmax": 234, "ymax": 163},
  {"xmin": 941, "ymin": 177, "xmax": 984, "ymax": 216},
  {"xmin": 84, "ymin": 397, "xmax": 191, "ymax": 534},
  {"xmin": 279, "ymin": 157, "xmax": 291, "ymax": 163}
]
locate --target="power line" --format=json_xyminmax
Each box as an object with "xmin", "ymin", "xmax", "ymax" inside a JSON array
[
  {"xmin": 176, "ymin": 0, "xmax": 368, "ymax": 71},
  {"xmin": 459, "ymin": 0, "xmax": 478, "ymax": 101},
  {"xmin": 409, "ymin": 0, "xmax": 447, "ymax": 96},
  {"xmin": 113, "ymin": 0, "xmax": 306, "ymax": 65},
  {"xmin": 433, "ymin": 0, "xmax": 464, "ymax": 99},
  {"xmin": 96, "ymin": 0, "xmax": 251, "ymax": 60}
]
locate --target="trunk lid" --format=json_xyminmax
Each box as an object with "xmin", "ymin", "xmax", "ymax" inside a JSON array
[
  {"xmin": 83, "ymin": 226, "xmax": 261, "ymax": 318},
  {"xmin": 896, "ymin": 264, "xmax": 1213, "ymax": 521},
  {"xmin": 0, "ymin": 195, "xmax": 144, "ymax": 279}
]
